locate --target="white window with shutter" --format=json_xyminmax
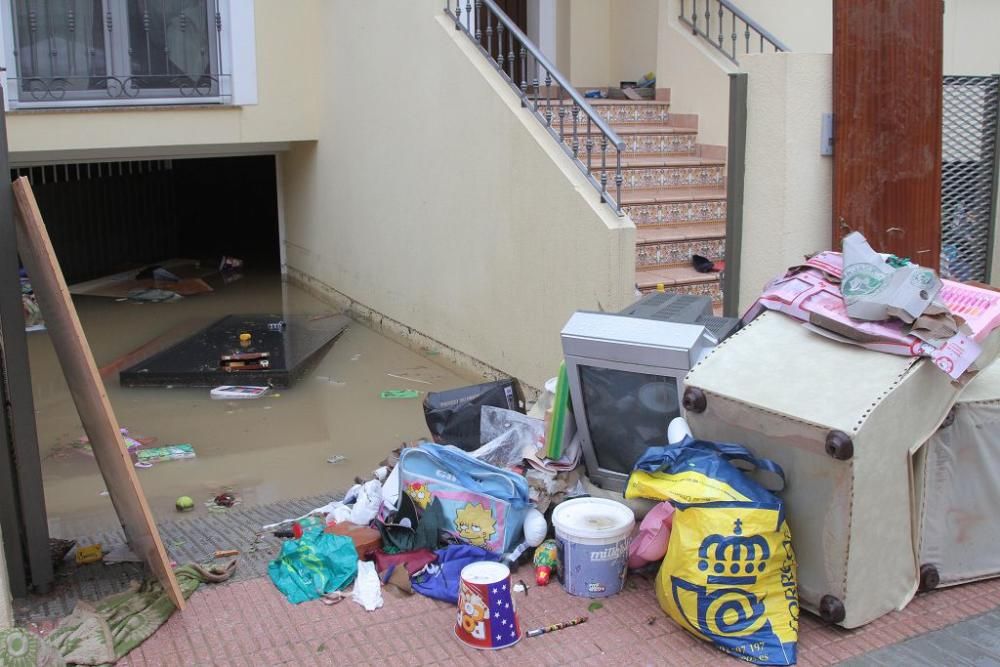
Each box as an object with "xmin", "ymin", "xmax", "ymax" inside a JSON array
[{"xmin": 0, "ymin": 0, "xmax": 257, "ymax": 108}]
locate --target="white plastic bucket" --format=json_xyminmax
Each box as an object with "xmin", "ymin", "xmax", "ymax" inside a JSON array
[{"xmin": 552, "ymin": 497, "xmax": 635, "ymax": 598}]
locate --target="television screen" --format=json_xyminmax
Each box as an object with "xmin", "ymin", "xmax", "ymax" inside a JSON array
[{"xmin": 578, "ymin": 365, "xmax": 680, "ymax": 475}]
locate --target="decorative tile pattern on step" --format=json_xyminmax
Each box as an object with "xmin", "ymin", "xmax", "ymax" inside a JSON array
[
  {"xmin": 612, "ymin": 166, "xmax": 725, "ymax": 190},
  {"xmin": 622, "ymin": 133, "xmax": 697, "ymax": 156},
  {"xmin": 566, "ymin": 103, "xmax": 671, "ymax": 125},
  {"xmin": 564, "ymin": 132, "xmax": 697, "ymax": 157},
  {"xmin": 624, "ymin": 199, "xmax": 727, "ymax": 225},
  {"xmin": 641, "ymin": 280, "xmax": 723, "ymax": 302},
  {"xmin": 636, "ymin": 239, "xmax": 726, "ymax": 269}
]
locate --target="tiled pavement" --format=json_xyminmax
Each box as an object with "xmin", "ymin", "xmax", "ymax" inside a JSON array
[
  {"xmin": 27, "ymin": 568, "xmax": 1000, "ymax": 666},
  {"xmin": 843, "ymin": 608, "xmax": 1000, "ymax": 666}
]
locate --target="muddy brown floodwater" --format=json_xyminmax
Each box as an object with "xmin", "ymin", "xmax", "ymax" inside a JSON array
[{"xmin": 27, "ymin": 273, "xmax": 479, "ymax": 538}]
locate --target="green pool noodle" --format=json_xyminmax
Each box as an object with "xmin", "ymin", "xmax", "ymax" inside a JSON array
[{"xmin": 546, "ymin": 362, "xmax": 570, "ymax": 460}]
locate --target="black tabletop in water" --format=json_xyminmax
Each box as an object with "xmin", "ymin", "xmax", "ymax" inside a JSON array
[{"xmin": 119, "ymin": 314, "xmax": 350, "ymax": 389}]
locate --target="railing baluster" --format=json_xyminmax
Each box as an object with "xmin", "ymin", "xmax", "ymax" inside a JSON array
[
  {"xmin": 600, "ymin": 135, "xmax": 608, "ymax": 196},
  {"xmin": 558, "ymin": 86, "xmax": 565, "ymax": 141},
  {"xmin": 454, "ymin": 0, "xmax": 461, "ymax": 29},
  {"xmin": 533, "ymin": 62, "xmax": 540, "ymax": 111},
  {"xmin": 519, "ymin": 45, "xmax": 527, "ymax": 97},
  {"xmin": 759, "ymin": 33, "xmax": 764, "ymax": 53},
  {"xmin": 466, "ymin": 0, "xmax": 472, "ymax": 33},
  {"xmin": 572, "ymin": 104, "xmax": 580, "ymax": 159},
  {"xmin": 586, "ymin": 117, "xmax": 594, "ymax": 176},
  {"xmin": 508, "ymin": 29, "xmax": 515, "ymax": 82},
  {"xmin": 731, "ymin": 12, "xmax": 737, "ymax": 61},
  {"xmin": 691, "ymin": 0, "xmax": 698, "ymax": 35},
  {"xmin": 744, "ymin": 21, "xmax": 751, "ymax": 55},
  {"xmin": 544, "ymin": 70, "xmax": 552, "ymax": 126},
  {"xmin": 717, "ymin": 1, "xmax": 724, "ymax": 49},
  {"xmin": 497, "ymin": 22, "xmax": 504, "ymax": 69},
  {"xmin": 704, "ymin": 2, "xmax": 711, "ymax": 40},
  {"xmin": 486, "ymin": 13, "xmax": 493, "ymax": 57},
  {"xmin": 475, "ymin": 0, "xmax": 482, "ymax": 43},
  {"xmin": 615, "ymin": 150, "xmax": 623, "ymax": 213}
]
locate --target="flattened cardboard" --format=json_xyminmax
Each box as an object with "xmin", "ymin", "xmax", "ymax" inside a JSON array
[{"xmin": 11, "ymin": 178, "xmax": 184, "ymax": 610}]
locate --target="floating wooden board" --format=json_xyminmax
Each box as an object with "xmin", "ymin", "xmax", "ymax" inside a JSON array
[
  {"xmin": 68, "ymin": 259, "xmax": 215, "ymax": 299},
  {"xmin": 98, "ymin": 319, "xmax": 203, "ymax": 380},
  {"xmin": 11, "ymin": 177, "xmax": 184, "ymax": 610}
]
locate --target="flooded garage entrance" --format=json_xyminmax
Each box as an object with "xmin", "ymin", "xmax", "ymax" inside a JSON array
[{"xmin": 16, "ymin": 155, "xmax": 478, "ymax": 539}]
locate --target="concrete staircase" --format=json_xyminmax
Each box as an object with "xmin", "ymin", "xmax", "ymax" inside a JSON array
[{"xmin": 563, "ymin": 98, "xmax": 727, "ymax": 305}]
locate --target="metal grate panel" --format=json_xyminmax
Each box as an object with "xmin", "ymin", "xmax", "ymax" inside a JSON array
[{"xmin": 941, "ymin": 75, "xmax": 1000, "ymax": 283}]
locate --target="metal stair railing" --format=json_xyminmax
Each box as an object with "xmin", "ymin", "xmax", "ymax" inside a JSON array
[
  {"xmin": 680, "ymin": 0, "xmax": 790, "ymax": 64},
  {"xmin": 445, "ymin": 0, "xmax": 627, "ymax": 216}
]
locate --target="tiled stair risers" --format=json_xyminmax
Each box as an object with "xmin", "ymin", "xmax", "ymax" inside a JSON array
[{"xmin": 565, "ymin": 100, "xmax": 726, "ymax": 304}]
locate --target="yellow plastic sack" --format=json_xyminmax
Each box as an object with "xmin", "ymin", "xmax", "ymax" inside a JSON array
[{"xmin": 627, "ymin": 438, "xmax": 798, "ymax": 665}]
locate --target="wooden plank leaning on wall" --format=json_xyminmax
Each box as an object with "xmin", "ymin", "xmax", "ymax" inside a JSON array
[{"xmin": 11, "ymin": 177, "xmax": 184, "ymax": 610}]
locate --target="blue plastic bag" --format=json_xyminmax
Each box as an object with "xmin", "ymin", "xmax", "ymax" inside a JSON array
[
  {"xmin": 268, "ymin": 531, "xmax": 358, "ymax": 604},
  {"xmin": 411, "ymin": 544, "xmax": 500, "ymax": 603}
]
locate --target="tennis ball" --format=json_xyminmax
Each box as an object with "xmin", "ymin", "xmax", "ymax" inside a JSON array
[{"xmin": 175, "ymin": 496, "xmax": 195, "ymax": 512}]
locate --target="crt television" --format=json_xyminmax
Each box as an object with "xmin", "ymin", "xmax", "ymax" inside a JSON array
[{"xmin": 560, "ymin": 293, "xmax": 737, "ymax": 492}]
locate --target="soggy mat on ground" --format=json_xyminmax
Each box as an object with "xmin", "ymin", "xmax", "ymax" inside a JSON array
[{"xmin": 14, "ymin": 494, "xmax": 339, "ymax": 622}]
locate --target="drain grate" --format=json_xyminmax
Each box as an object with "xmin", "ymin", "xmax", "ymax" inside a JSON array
[{"xmin": 14, "ymin": 494, "xmax": 340, "ymax": 623}]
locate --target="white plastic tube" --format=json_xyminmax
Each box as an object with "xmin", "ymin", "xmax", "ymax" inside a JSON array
[{"xmin": 667, "ymin": 417, "xmax": 693, "ymax": 445}]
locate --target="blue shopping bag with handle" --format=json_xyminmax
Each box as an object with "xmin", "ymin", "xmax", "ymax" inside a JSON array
[{"xmin": 398, "ymin": 442, "xmax": 531, "ymax": 554}]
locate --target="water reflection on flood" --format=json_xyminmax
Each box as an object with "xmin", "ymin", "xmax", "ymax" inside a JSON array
[{"xmin": 29, "ymin": 273, "xmax": 478, "ymax": 537}]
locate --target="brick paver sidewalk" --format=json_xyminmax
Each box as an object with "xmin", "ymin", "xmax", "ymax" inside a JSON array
[{"xmin": 33, "ymin": 568, "xmax": 996, "ymax": 666}]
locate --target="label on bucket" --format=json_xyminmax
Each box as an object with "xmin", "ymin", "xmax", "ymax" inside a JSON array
[{"xmin": 555, "ymin": 533, "xmax": 630, "ymax": 598}]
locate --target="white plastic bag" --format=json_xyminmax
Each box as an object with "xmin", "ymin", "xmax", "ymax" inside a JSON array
[
  {"xmin": 351, "ymin": 559, "xmax": 384, "ymax": 611},
  {"xmin": 349, "ymin": 479, "xmax": 383, "ymax": 525}
]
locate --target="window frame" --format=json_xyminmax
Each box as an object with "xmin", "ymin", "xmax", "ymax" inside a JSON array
[{"xmin": 0, "ymin": 0, "xmax": 253, "ymax": 109}]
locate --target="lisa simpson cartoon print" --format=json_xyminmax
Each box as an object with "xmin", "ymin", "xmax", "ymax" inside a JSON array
[{"xmin": 455, "ymin": 503, "xmax": 497, "ymax": 547}]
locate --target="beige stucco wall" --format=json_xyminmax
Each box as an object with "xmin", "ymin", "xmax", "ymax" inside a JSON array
[
  {"xmin": 731, "ymin": 0, "xmax": 1000, "ymax": 75},
  {"xmin": 281, "ymin": 0, "xmax": 634, "ymax": 389},
  {"xmin": 728, "ymin": 0, "xmax": 832, "ymax": 53},
  {"xmin": 943, "ymin": 0, "xmax": 1000, "ymax": 75},
  {"xmin": 567, "ymin": 0, "xmax": 612, "ymax": 86},
  {"xmin": 6, "ymin": 0, "xmax": 322, "ymax": 162},
  {"xmin": 610, "ymin": 0, "xmax": 659, "ymax": 85},
  {"xmin": 556, "ymin": 0, "xmax": 573, "ymax": 74},
  {"xmin": 655, "ymin": 0, "xmax": 735, "ymax": 147},
  {"xmin": 738, "ymin": 53, "xmax": 833, "ymax": 312},
  {"xmin": 562, "ymin": 0, "xmax": 658, "ymax": 87}
]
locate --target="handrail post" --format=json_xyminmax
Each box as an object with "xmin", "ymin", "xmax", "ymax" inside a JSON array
[{"xmin": 723, "ymin": 73, "xmax": 748, "ymax": 318}]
